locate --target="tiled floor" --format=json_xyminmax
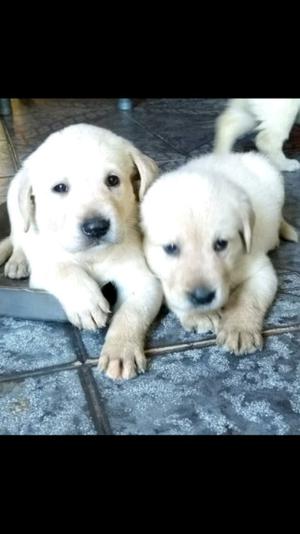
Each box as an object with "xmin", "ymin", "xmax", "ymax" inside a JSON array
[{"xmin": 0, "ymin": 98, "xmax": 299, "ymax": 435}]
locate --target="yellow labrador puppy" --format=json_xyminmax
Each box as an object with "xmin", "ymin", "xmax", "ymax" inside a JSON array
[
  {"xmin": 141, "ymin": 152, "xmax": 298, "ymax": 355},
  {"xmin": 0, "ymin": 124, "xmax": 163, "ymax": 380},
  {"xmin": 214, "ymin": 99, "xmax": 300, "ymax": 171}
]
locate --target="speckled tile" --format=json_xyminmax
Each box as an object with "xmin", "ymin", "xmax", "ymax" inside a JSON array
[
  {"xmin": 0, "ymin": 370, "xmax": 96, "ymax": 435},
  {"xmin": 80, "ymin": 328, "xmax": 107, "ymax": 360},
  {"xmin": 93, "ymin": 330, "xmax": 300, "ymax": 435},
  {"xmin": 0, "ymin": 317, "xmax": 77, "ymax": 374}
]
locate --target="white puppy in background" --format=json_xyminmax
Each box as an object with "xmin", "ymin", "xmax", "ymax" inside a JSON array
[
  {"xmin": 0, "ymin": 124, "xmax": 163, "ymax": 380},
  {"xmin": 141, "ymin": 152, "xmax": 298, "ymax": 356},
  {"xmin": 214, "ymin": 99, "xmax": 300, "ymax": 171}
]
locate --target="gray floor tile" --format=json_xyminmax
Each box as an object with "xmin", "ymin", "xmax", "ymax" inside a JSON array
[
  {"xmin": 0, "ymin": 369, "xmax": 96, "ymax": 434},
  {"xmin": 93, "ymin": 330, "xmax": 300, "ymax": 435},
  {"xmin": 0, "ymin": 317, "xmax": 77, "ymax": 374}
]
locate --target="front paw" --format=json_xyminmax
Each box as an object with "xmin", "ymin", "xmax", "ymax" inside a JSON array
[
  {"xmin": 98, "ymin": 340, "xmax": 147, "ymax": 380},
  {"xmin": 277, "ymin": 158, "xmax": 300, "ymax": 172},
  {"xmin": 62, "ymin": 290, "xmax": 110, "ymax": 331},
  {"xmin": 5, "ymin": 255, "xmax": 30, "ymax": 279},
  {"xmin": 180, "ymin": 311, "xmax": 220, "ymax": 334},
  {"xmin": 217, "ymin": 322, "xmax": 263, "ymax": 355}
]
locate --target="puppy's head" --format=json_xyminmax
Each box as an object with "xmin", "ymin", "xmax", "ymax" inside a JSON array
[
  {"xmin": 141, "ymin": 168, "xmax": 255, "ymax": 315},
  {"xmin": 17, "ymin": 124, "xmax": 158, "ymax": 253}
]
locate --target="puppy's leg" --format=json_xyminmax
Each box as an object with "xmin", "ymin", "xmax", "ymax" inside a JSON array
[
  {"xmin": 255, "ymin": 114, "xmax": 300, "ymax": 171},
  {"xmin": 5, "ymin": 243, "xmax": 30, "ymax": 279},
  {"xmin": 217, "ymin": 255, "xmax": 277, "ymax": 355},
  {"xmin": 30, "ymin": 263, "xmax": 110, "ymax": 330},
  {"xmin": 98, "ymin": 269, "xmax": 162, "ymax": 380},
  {"xmin": 214, "ymin": 107, "xmax": 256, "ymax": 154}
]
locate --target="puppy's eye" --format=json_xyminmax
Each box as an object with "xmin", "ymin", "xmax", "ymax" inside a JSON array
[
  {"xmin": 214, "ymin": 239, "xmax": 228, "ymax": 252},
  {"xmin": 163, "ymin": 243, "xmax": 180, "ymax": 256},
  {"xmin": 52, "ymin": 183, "xmax": 69, "ymax": 193},
  {"xmin": 106, "ymin": 175, "xmax": 120, "ymax": 187}
]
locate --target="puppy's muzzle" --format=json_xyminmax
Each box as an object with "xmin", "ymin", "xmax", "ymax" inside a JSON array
[
  {"xmin": 81, "ymin": 217, "xmax": 110, "ymax": 239},
  {"xmin": 187, "ymin": 287, "xmax": 216, "ymax": 307}
]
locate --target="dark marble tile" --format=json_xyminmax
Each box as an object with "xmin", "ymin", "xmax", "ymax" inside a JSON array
[
  {"xmin": 0, "ymin": 370, "xmax": 96, "ymax": 435},
  {"xmin": 0, "ymin": 177, "xmax": 10, "ymax": 204},
  {"xmin": 4, "ymin": 99, "xmax": 182, "ymax": 165},
  {"xmin": 0, "ymin": 121, "xmax": 7, "ymax": 142},
  {"xmin": 134, "ymin": 98, "xmax": 227, "ymax": 116},
  {"xmin": 0, "ymin": 141, "xmax": 16, "ymax": 176},
  {"xmin": 0, "ymin": 317, "xmax": 77, "ymax": 374},
  {"xmin": 271, "ymin": 240, "xmax": 300, "ymax": 273},
  {"xmin": 131, "ymin": 110, "xmax": 217, "ymax": 155},
  {"xmin": 93, "ymin": 330, "xmax": 300, "ymax": 435},
  {"xmin": 159, "ymin": 157, "xmax": 187, "ymax": 173},
  {"xmin": 10, "ymin": 98, "xmax": 117, "ymax": 117}
]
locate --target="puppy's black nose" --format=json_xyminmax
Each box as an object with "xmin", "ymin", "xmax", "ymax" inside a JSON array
[
  {"xmin": 187, "ymin": 287, "xmax": 216, "ymax": 306},
  {"xmin": 81, "ymin": 217, "xmax": 110, "ymax": 239}
]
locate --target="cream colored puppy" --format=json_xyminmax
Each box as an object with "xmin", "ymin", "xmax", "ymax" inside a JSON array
[
  {"xmin": 214, "ymin": 99, "xmax": 300, "ymax": 171},
  {"xmin": 0, "ymin": 124, "xmax": 163, "ymax": 380},
  {"xmin": 141, "ymin": 152, "xmax": 298, "ymax": 355}
]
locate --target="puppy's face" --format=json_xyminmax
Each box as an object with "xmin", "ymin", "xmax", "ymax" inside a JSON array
[
  {"xmin": 19, "ymin": 124, "xmax": 158, "ymax": 253},
  {"xmin": 141, "ymin": 171, "xmax": 254, "ymax": 315}
]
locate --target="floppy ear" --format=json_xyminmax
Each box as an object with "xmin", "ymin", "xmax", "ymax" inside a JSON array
[
  {"xmin": 128, "ymin": 145, "xmax": 159, "ymax": 200},
  {"xmin": 17, "ymin": 169, "xmax": 35, "ymax": 232},
  {"xmin": 239, "ymin": 195, "xmax": 255, "ymax": 254}
]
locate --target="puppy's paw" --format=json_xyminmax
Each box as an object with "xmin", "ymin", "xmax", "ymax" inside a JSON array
[
  {"xmin": 4, "ymin": 254, "xmax": 30, "ymax": 279},
  {"xmin": 217, "ymin": 324, "xmax": 263, "ymax": 355},
  {"xmin": 98, "ymin": 340, "xmax": 147, "ymax": 380},
  {"xmin": 180, "ymin": 311, "xmax": 220, "ymax": 334},
  {"xmin": 62, "ymin": 288, "xmax": 110, "ymax": 331},
  {"xmin": 277, "ymin": 158, "xmax": 300, "ymax": 172}
]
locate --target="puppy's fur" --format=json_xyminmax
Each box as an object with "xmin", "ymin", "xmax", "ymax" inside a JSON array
[
  {"xmin": 214, "ymin": 99, "xmax": 300, "ymax": 171},
  {"xmin": 0, "ymin": 124, "xmax": 163, "ymax": 380},
  {"xmin": 141, "ymin": 152, "xmax": 298, "ymax": 356}
]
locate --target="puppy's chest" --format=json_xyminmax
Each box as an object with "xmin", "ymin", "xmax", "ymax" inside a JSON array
[{"xmin": 82, "ymin": 244, "xmax": 140, "ymax": 287}]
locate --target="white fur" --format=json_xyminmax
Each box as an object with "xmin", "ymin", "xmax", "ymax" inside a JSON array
[
  {"xmin": 214, "ymin": 98, "xmax": 300, "ymax": 171},
  {"xmin": 141, "ymin": 152, "xmax": 297, "ymax": 355},
  {"xmin": 1, "ymin": 124, "xmax": 163, "ymax": 380}
]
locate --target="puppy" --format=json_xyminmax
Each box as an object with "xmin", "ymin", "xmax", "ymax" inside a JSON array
[
  {"xmin": 141, "ymin": 152, "xmax": 298, "ymax": 356},
  {"xmin": 0, "ymin": 124, "xmax": 163, "ymax": 380},
  {"xmin": 214, "ymin": 99, "xmax": 300, "ymax": 171}
]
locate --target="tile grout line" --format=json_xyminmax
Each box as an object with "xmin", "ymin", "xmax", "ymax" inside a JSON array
[
  {"xmin": 70, "ymin": 327, "xmax": 113, "ymax": 435},
  {"xmin": 0, "ymin": 360, "xmax": 82, "ymax": 383},
  {"xmin": 77, "ymin": 365, "xmax": 113, "ymax": 435},
  {"xmin": 81, "ymin": 322, "xmax": 300, "ymax": 364},
  {"xmin": 145, "ymin": 323, "xmax": 300, "ymax": 356},
  {"xmin": 1, "ymin": 118, "xmax": 20, "ymax": 171},
  {"xmin": 127, "ymin": 113, "xmax": 189, "ymax": 157}
]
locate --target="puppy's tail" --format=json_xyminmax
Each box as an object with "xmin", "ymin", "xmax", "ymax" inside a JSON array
[
  {"xmin": 0, "ymin": 236, "xmax": 12, "ymax": 266},
  {"xmin": 280, "ymin": 218, "xmax": 298, "ymax": 243}
]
